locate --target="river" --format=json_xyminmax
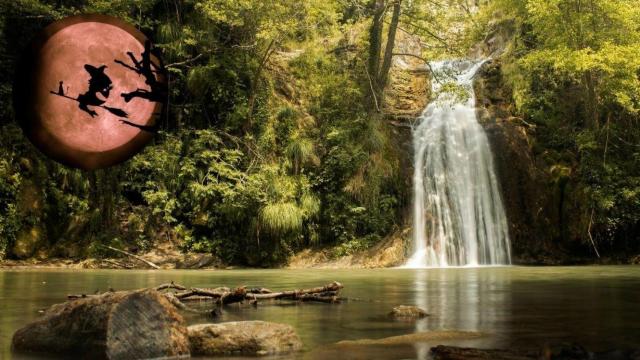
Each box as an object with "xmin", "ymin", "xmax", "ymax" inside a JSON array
[{"xmin": 1, "ymin": 266, "xmax": 639, "ymax": 359}]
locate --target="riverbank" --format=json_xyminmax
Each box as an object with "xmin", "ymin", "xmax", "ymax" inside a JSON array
[
  {"xmin": 0, "ymin": 228, "xmax": 408, "ymax": 270},
  {"xmin": 0, "ymin": 242, "xmax": 223, "ymax": 270},
  {"xmin": 1, "ymin": 226, "xmax": 638, "ymax": 270},
  {"xmin": 2, "ymin": 250, "xmax": 638, "ymax": 270}
]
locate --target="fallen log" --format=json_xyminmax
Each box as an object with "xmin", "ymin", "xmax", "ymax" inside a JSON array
[
  {"xmin": 248, "ymin": 287, "xmax": 274, "ymax": 294},
  {"xmin": 299, "ymin": 293, "xmax": 340, "ymax": 303},
  {"xmin": 13, "ymin": 289, "xmax": 190, "ymax": 360},
  {"xmin": 65, "ymin": 281, "xmax": 343, "ymax": 319},
  {"xmin": 99, "ymin": 245, "xmax": 161, "ymax": 269},
  {"xmin": 155, "ymin": 282, "xmax": 187, "ymax": 291},
  {"xmin": 163, "ymin": 292, "xmax": 218, "ymax": 316},
  {"xmin": 219, "ymin": 287, "xmax": 248, "ymax": 305},
  {"xmin": 244, "ymin": 281, "xmax": 343, "ymax": 301},
  {"xmin": 172, "ymin": 281, "xmax": 343, "ymax": 305},
  {"xmin": 175, "ymin": 287, "xmax": 230, "ymax": 300}
]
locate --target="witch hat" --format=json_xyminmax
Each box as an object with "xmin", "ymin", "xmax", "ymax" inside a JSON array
[{"xmin": 84, "ymin": 64, "xmax": 107, "ymax": 76}]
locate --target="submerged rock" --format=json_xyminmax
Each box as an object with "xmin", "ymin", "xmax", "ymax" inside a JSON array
[
  {"xmin": 188, "ymin": 321, "xmax": 303, "ymax": 356},
  {"xmin": 389, "ymin": 305, "xmax": 429, "ymax": 319},
  {"xmin": 336, "ymin": 331, "xmax": 484, "ymax": 346},
  {"xmin": 432, "ymin": 345, "xmax": 538, "ymax": 360},
  {"xmin": 305, "ymin": 331, "xmax": 487, "ymax": 360},
  {"xmin": 431, "ymin": 344, "xmax": 640, "ymax": 360}
]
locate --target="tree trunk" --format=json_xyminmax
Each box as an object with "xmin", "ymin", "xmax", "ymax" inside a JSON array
[
  {"xmin": 378, "ymin": 0, "xmax": 402, "ymax": 100},
  {"xmin": 12, "ymin": 290, "xmax": 190, "ymax": 360},
  {"xmin": 368, "ymin": 0, "xmax": 386, "ymax": 103}
]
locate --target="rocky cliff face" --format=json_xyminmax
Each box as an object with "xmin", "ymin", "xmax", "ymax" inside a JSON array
[
  {"xmin": 469, "ymin": 19, "xmax": 590, "ymax": 264},
  {"xmin": 475, "ymin": 61, "xmax": 562, "ymax": 263},
  {"xmin": 384, "ymin": 30, "xmax": 430, "ymax": 123},
  {"xmin": 383, "ymin": 31, "xmax": 431, "ymax": 263},
  {"xmin": 474, "ymin": 59, "xmax": 602, "ymax": 264}
]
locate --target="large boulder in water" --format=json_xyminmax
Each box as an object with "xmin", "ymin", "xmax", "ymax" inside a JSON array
[
  {"xmin": 188, "ymin": 321, "xmax": 303, "ymax": 356},
  {"xmin": 11, "ymin": 289, "xmax": 190, "ymax": 359}
]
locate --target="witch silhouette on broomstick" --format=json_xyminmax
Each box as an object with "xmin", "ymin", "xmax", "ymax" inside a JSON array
[
  {"xmin": 50, "ymin": 64, "xmax": 128, "ymax": 119},
  {"xmin": 50, "ymin": 42, "xmax": 166, "ymax": 134}
]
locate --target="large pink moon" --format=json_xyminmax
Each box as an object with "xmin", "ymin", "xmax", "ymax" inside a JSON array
[{"xmin": 15, "ymin": 15, "xmax": 164, "ymax": 170}]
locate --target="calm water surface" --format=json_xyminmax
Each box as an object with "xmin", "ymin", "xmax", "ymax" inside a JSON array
[{"xmin": 1, "ymin": 266, "xmax": 639, "ymax": 359}]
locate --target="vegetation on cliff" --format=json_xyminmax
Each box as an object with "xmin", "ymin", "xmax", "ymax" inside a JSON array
[{"xmin": 475, "ymin": 0, "xmax": 640, "ymax": 259}]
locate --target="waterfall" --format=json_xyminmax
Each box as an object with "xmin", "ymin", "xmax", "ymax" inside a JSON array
[{"xmin": 405, "ymin": 59, "xmax": 511, "ymax": 268}]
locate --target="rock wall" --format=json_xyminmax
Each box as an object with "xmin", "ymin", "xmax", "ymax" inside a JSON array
[
  {"xmin": 385, "ymin": 31, "xmax": 431, "ymax": 260},
  {"xmin": 384, "ymin": 31, "xmax": 430, "ymax": 122},
  {"xmin": 475, "ymin": 60, "xmax": 599, "ymax": 264},
  {"xmin": 475, "ymin": 61, "xmax": 556, "ymax": 263},
  {"xmin": 469, "ymin": 18, "xmax": 613, "ymax": 264}
]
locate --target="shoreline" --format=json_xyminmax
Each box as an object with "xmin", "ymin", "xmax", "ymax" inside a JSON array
[{"xmin": 1, "ymin": 257, "xmax": 637, "ymax": 270}]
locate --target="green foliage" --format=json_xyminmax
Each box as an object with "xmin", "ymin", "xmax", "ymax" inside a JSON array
[
  {"xmin": 0, "ymin": 0, "xmax": 406, "ymax": 264},
  {"xmin": 259, "ymin": 203, "xmax": 303, "ymax": 236},
  {"xmin": 0, "ymin": 150, "xmax": 21, "ymax": 258},
  {"xmin": 480, "ymin": 0, "xmax": 640, "ymax": 252}
]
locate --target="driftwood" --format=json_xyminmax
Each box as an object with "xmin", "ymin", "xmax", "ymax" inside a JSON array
[
  {"xmin": 244, "ymin": 281, "xmax": 343, "ymax": 301},
  {"xmin": 67, "ymin": 281, "xmax": 344, "ymax": 317},
  {"xmin": 155, "ymin": 282, "xmax": 187, "ymax": 291},
  {"xmin": 168, "ymin": 281, "xmax": 344, "ymax": 306},
  {"xmin": 13, "ymin": 290, "xmax": 190, "ymax": 359},
  {"xmin": 99, "ymin": 245, "xmax": 161, "ymax": 269}
]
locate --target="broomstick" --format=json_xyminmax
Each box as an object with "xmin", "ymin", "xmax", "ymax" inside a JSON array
[{"xmin": 49, "ymin": 91, "xmax": 129, "ymax": 118}]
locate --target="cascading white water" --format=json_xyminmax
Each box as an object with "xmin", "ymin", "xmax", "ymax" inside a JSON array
[{"xmin": 405, "ymin": 59, "xmax": 511, "ymax": 268}]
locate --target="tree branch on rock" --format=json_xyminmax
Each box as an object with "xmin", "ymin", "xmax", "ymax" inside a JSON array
[{"xmin": 67, "ymin": 281, "xmax": 345, "ymax": 316}]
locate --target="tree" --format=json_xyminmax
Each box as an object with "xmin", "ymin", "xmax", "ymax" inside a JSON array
[
  {"xmin": 367, "ymin": 0, "xmax": 402, "ymax": 108},
  {"xmin": 505, "ymin": 0, "xmax": 640, "ymax": 128},
  {"xmin": 197, "ymin": 0, "xmax": 340, "ymax": 128}
]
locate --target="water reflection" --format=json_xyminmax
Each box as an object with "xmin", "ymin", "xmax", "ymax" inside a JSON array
[
  {"xmin": 413, "ymin": 270, "xmax": 430, "ymax": 359},
  {"xmin": 412, "ymin": 268, "xmax": 510, "ymax": 359}
]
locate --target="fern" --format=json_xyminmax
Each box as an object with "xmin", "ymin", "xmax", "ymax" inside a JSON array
[
  {"xmin": 259, "ymin": 202, "xmax": 303, "ymax": 235},
  {"xmin": 286, "ymin": 137, "xmax": 316, "ymax": 174}
]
